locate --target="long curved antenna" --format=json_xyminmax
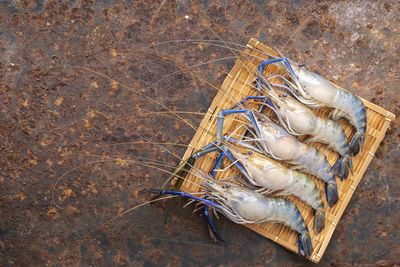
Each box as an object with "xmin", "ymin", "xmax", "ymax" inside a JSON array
[{"xmin": 149, "ymin": 189, "xmax": 224, "ymax": 209}]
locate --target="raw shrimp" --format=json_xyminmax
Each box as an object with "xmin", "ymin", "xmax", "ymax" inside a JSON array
[
  {"xmin": 258, "ymin": 57, "xmax": 367, "ymax": 156},
  {"xmin": 217, "ymin": 142, "xmax": 325, "ymax": 233},
  {"xmin": 216, "ymin": 108, "xmax": 338, "ymax": 207},
  {"xmin": 151, "ymin": 178, "xmax": 313, "ymax": 257},
  {"xmin": 256, "ymin": 83, "xmax": 353, "ymax": 180}
]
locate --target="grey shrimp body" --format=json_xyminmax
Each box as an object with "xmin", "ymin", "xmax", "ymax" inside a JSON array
[
  {"xmin": 264, "ymin": 90, "xmax": 352, "ymax": 179},
  {"xmin": 287, "ymin": 63, "xmax": 367, "ymax": 156},
  {"xmin": 206, "ymin": 182, "xmax": 313, "ymax": 257},
  {"xmin": 249, "ymin": 113, "xmax": 338, "ymax": 207},
  {"xmin": 227, "ymin": 144, "xmax": 325, "ymax": 233}
]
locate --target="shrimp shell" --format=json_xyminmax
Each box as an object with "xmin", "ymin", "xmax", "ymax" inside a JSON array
[
  {"xmin": 289, "ymin": 64, "xmax": 367, "ymax": 156},
  {"xmin": 205, "ymin": 182, "xmax": 313, "ymax": 257},
  {"xmin": 251, "ymin": 113, "xmax": 338, "ymax": 207},
  {"xmin": 264, "ymin": 91, "xmax": 353, "ymax": 179},
  {"xmin": 226, "ymin": 144, "xmax": 325, "ymax": 233}
]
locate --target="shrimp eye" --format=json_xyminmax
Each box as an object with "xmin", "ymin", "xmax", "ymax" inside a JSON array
[
  {"xmin": 259, "ymin": 118, "xmax": 266, "ymax": 123},
  {"xmin": 247, "ymin": 151, "xmax": 253, "ymax": 155},
  {"xmin": 298, "ymin": 63, "xmax": 304, "ymax": 68},
  {"xmin": 224, "ymin": 184, "xmax": 231, "ymax": 189},
  {"xmin": 282, "ymin": 93, "xmax": 287, "ymax": 97}
]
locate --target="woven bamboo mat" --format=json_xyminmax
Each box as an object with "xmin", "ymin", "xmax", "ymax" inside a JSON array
[{"xmin": 176, "ymin": 38, "xmax": 395, "ymax": 263}]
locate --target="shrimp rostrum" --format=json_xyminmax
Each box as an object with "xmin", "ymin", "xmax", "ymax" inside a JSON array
[
  {"xmin": 192, "ymin": 140, "xmax": 325, "ymax": 234},
  {"xmin": 257, "ymin": 57, "xmax": 367, "ymax": 156},
  {"xmin": 151, "ymin": 178, "xmax": 313, "ymax": 257}
]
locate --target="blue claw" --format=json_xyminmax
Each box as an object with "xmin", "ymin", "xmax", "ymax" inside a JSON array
[
  {"xmin": 150, "ymin": 189, "xmax": 225, "ymax": 242},
  {"xmin": 217, "ymin": 109, "xmax": 260, "ymax": 140},
  {"xmin": 210, "ymin": 151, "xmax": 225, "ymax": 177},
  {"xmin": 204, "ymin": 203, "xmax": 225, "ymax": 242}
]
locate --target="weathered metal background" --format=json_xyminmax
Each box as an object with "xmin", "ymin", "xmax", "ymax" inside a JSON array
[{"xmin": 0, "ymin": 0, "xmax": 399, "ymax": 266}]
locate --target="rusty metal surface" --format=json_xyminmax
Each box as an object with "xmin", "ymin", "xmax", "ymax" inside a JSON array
[{"xmin": 0, "ymin": 0, "xmax": 399, "ymax": 266}]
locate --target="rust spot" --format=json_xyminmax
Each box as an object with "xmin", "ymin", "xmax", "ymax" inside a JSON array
[
  {"xmin": 47, "ymin": 208, "xmax": 58, "ymax": 219},
  {"xmin": 40, "ymin": 140, "xmax": 52, "ymax": 147},
  {"xmin": 116, "ymin": 157, "xmax": 127, "ymax": 166},
  {"xmin": 46, "ymin": 158, "xmax": 53, "ymax": 167},
  {"xmin": 14, "ymin": 193, "xmax": 25, "ymax": 201},
  {"xmin": 355, "ymin": 39, "xmax": 367, "ymax": 48},
  {"xmin": 114, "ymin": 252, "xmax": 129, "ymax": 265},
  {"xmin": 352, "ymin": 81, "xmax": 362, "ymax": 89},
  {"xmin": 384, "ymin": 3, "xmax": 391, "ymax": 12},
  {"xmin": 55, "ymin": 97, "xmax": 63, "ymax": 106},
  {"xmin": 84, "ymin": 119, "xmax": 90, "ymax": 128},
  {"xmin": 285, "ymin": 12, "xmax": 299, "ymax": 25},
  {"xmin": 301, "ymin": 20, "xmax": 323, "ymax": 39},
  {"xmin": 67, "ymin": 205, "xmax": 80, "ymax": 214}
]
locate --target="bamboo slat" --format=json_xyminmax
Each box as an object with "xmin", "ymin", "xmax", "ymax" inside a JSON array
[{"xmin": 176, "ymin": 38, "xmax": 395, "ymax": 263}]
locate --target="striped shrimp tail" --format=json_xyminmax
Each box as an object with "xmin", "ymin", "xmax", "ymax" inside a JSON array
[
  {"xmin": 332, "ymin": 156, "xmax": 353, "ymax": 180},
  {"xmin": 314, "ymin": 208, "xmax": 325, "ymax": 234},
  {"xmin": 344, "ymin": 156, "xmax": 354, "ymax": 175},
  {"xmin": 349, "ymin": 96, "xmax": 367, "ymax": 156},
  {"xmin": 286, "ymin": 171, "xmax": 325, "ymax": 233},
  {"xmin": 350, "ymin": 132, "xmax": 365, "ymax": 156},
  {"xmin": 298, "ymin": 230, "xmax": 313, "ymax": 257},
  {"xmin": 331, "ymin": 159, "xmax": 343, "ymax": 179},
  {"xmin": 325, "ymin": 177, "xmax": 338, "ymax": 207}
]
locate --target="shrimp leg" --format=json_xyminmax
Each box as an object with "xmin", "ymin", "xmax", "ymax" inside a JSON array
[{"xmin": 204, "ymin": 196, "xmax": 225, "ymax": 242}]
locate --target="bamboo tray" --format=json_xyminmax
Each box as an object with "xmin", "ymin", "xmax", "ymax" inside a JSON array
[{"xmin": 176, "ymin": 38, "xmax": 395, "ymax": 263}]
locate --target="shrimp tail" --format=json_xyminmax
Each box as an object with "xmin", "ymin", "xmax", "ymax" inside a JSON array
[
  {"xmin": 313, "ymin": 208, "xmax": 325, "ymax": 234},
  {"xmin": 325, "ymin": 177, "xmax": 339, "ymax": 207},
  {"xmin": 332, "ymin": 156, "xmax": 352, "ymax": 180},
  {"xmin": 298, "ymin": 230, "xmax": 313, "ymax": 257},
  {"xmin": 347, "ymin": 156, "xmax": 354, "ymax": 175},
  {"xmin": 350, "ymin": 132, "xmax": 364, "ymax": 156},
  {"xmin": 331, "ymin": 159, "xmax": 342, "ymax": 178},
  {"xmin": 340, "ymin": 163, "xmax": 349, "ymax": 181},
  {"xmin": 341, "ymin": 156, "xmax": 353, "ymax": 177}
]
